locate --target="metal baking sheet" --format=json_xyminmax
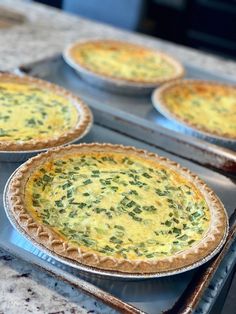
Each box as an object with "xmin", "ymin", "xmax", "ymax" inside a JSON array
[
  {"xmin": 1, "ymin": 124, "xmax": 236, "ymax": 314},
  {"xmin": 17, "ymin": 55, "xmax": 236, "ymax": 151}
]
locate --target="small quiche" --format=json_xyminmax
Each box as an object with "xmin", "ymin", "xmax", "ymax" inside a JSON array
[
  {"xmin": 8, "ymin": 144, "xmax": 227, "ymax": 274},
  {"xmin": 64, "ymin": 39, "xmax": 184, "ymax": 85},
  {"xmin": 152, "ymin": 80, "xmax": 236, "ymax": 141},
  {"xmin": 0, "ymin": 73, "xmax": 92, "ymax": 151}
]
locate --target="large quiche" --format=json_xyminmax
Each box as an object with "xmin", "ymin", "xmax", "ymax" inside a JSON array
[
  {"xmin": 152, "ymin": 80, "xmax": 236, "ymax": 141},
  {"xmin": 8, "ymin": 144, "xmax": 228, "ymax": 274},
  {"xmin": 0, "ymin": 73, "xmax": 92, "ymax": 151},
  {"xmin": 64, "ymin": 39, "xmax": 184, "ymax": 85}
]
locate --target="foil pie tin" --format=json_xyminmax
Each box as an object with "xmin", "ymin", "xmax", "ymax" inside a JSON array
[{"xmin": 3, "ymin": 166, "xmax": 228, "ymax": 281}]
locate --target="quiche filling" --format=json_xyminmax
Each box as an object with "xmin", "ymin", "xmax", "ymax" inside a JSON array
[
  {"xmin": 163, "ymin": 83, "xmax": 236, "ymax": 138},
  {"xmin": 71, "ymin": 41, "xmax": 176, "ymax": 83},
  {"xmin": 25, "ymin": 152, "xmax": 210, "ymax": 261},
  {"xmin": 0, "ymin": 82, "xmax": 78, "ymax": 142}
]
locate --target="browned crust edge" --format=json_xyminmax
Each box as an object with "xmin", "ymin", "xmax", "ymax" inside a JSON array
[
  {"xmin": 152, "ymin": 79, "xmax": 236, "ymax": 141},
  {"xmin": 0, "ymin": 72, "xmax": 93, "ymax": 151},
  {"xmin": 64, "ymin": 39, "xmax": 185, "ymax": 86},
  {"xmin": 8, "ymin": 143, "xmax": 228, "ymax": 274}
]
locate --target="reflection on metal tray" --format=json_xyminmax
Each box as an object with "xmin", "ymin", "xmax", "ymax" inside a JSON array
[
  {"xmin": 1, "ymin": 125, "xmax": 236, "ymax": 314},
  {"xmin": 18, "ymin": 55, "xmax": 236, "ymax": 151}
]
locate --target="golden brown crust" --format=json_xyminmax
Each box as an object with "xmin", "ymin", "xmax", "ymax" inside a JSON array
[
  {"xmin": 64, "ymin": 39, "xmax": 185, "ymax": 86},
  {"xmin": 0, "ymin": 72, "xmax": 93, "ymax": 151},
  {"xmin": 8, "ymin": 143, "xmax": 228, "ymax": 274},
  {"xmin": 152, "ymin": 79, "xmax": 236, "ymax": 141}
]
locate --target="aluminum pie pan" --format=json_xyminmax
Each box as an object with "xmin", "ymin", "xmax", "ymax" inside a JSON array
[
  {"xmin": 0, "ymin": 120, "xmax": 92, "ymax": 163},
  {"xmin": 3, "ymin": 166, "xmax": 228, "ymax": 281},
  {"xmin": 151, "ymin": 81, "xmax": 236, "ymax": 150},
  {"xmin": 63, "ymin": 39, "xmax": 185, "ymax": 96}
]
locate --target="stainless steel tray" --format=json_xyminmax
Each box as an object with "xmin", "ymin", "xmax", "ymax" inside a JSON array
[
  {"xmin": 3, "ymin": 54, "xmax": 234, "ymax": 312},
  {"xmin": 1, "ymin": 124, "xmax": 236, "ymax": 314}
]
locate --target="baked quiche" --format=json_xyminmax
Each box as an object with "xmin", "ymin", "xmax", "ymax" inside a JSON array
[
  {"xmin": 64, "ymin": 40, "xmax": 184, "ymax": 85},
  {"xmin": 8, "ymin": 144, "xmax": 227, "ymax": 274},
  {"xmin": 153, "ymin": 80, "xmax": 236, "ymax": 140},
  {"xmin": 0, "ymin": 73, "xmax": 92, "ymax": 151}
]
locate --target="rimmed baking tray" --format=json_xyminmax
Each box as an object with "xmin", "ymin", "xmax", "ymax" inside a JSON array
[
  {"xmin": 0, "ymin": 124, "xmax": 236, "ymax": 313},
  {"xmin": 1, "ymin": 54, "xmax": 234, "ymax": 312}
]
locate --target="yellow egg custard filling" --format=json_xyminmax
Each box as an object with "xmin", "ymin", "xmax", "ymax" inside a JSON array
[
  {"xmin": 0, "ymin": 74, "xmax": 92, "ymax": 151},
  {"xmin": 67, "ymin": 40, "xmax": 184, "ymax": 84},
  {"xmin": 0, "ymin": 82, "xmax": 77, "ymax": 141},
  {"xmin": 25, "ymin": 152, "xmax": 210, "ymax": 261},
  {"xmin": 158, "ymin": 81, "xmax": 236, "ymax": 139},
  {"xmin": 9, "ymin": 144, "xmax": 227, "ymax": 273}
]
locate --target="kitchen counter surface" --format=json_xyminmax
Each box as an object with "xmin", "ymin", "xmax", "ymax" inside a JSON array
[
  {"xmin": 1, "ymin": 0, "xmax": 236, "ymax": 79},
  {"xmin": 0, "ymin": 249, "xmax": 115, "ymax": 313},
  {"xmin": 0, "ymin": 0, "xmax": 235, "ymax": 313}
]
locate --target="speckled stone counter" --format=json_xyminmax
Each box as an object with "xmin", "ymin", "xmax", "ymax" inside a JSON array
[
  {"xmin": 0, "ymin": 249, "xmax": 116, "ymax": 313},
  {"xmin": 0, "ymin": 0, "xmax": 235, "ymax": 313},
  {"xmin": 1, "ymin": 0, "xmax": 236, "ymax": 79}
]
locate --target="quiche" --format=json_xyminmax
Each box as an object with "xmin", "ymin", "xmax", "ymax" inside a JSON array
[
  {"xmin": 152, "ymin": 80, "xmax": 236, "ymax": 140},
  {"xmin": 64, "ymin": 39, "xmax": 184, "ymax": 85},
  {"xmin": 8, "ymin": 144, "xmax": 227, "ymax": 274},
  {"xmin": 0, "ymin": 73, "xmax": 92, "ymax": 151}
]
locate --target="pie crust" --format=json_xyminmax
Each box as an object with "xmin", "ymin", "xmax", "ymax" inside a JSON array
[
  {"xmin": 0, "ymin": 73, "xmax": 93, "ymax": 151},
  {"xmin": 152, "ymin": 79, "xmax": 236, "ymax": 141},
  {"xmin": 64, "ymin": 39, "xmax": 185, "ymax": 85},
  {"xmin": 8, "ymin": 143, "xmax": 228, "ymax": 274}
]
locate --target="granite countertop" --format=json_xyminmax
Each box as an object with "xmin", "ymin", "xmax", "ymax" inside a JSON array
[
  {"xmin": 0, "ymin": 250, "xmax": 116, "ymax": 314},
  {"xmin": 1, "ymin": 0, "xmax": 236, "ymax": 78},
  {"xmin": 0, "ymin": 0, "xmax": 235, "ymax": 313}
]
